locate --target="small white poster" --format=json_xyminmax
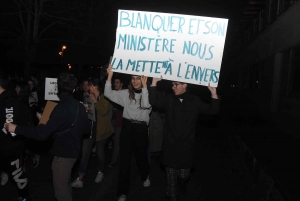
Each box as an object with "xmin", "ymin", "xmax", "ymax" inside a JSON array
[{"xmin": 45, "ymin": 78, "xmax": 59, "ymax": 101}]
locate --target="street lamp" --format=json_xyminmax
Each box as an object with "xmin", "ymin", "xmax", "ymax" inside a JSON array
[
  {"xmin": 68, "ymin": 64, "xmax": 72, "ymax": 70},
  {"xmin": 58, "ymin": 45, "xmax": 67, "ymax": 67}
]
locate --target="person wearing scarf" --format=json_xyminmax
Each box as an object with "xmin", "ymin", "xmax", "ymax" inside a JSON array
[{"xmin": 104, "ymin": 66, "xmax": 152, "ymax": 201}]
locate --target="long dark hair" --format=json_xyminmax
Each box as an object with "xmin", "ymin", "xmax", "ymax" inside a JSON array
[{"xmin": 128, "ymin": 82, "xmax": 136, "ymax": 102}]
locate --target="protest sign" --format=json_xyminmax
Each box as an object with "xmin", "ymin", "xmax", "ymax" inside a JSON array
[
  {"xmin": 45, "ymin": 78, "xmax": 59, "ymax": 101},
  {"xmin": 39, "ymin": 101, "xmax": 57, "ymax": 124},
  {"xmin": 86, "ymin": 97, "xmax": 96, "ymax": 122},
  {"xmin": 111, "ymin": 10, "xmax": 228, "ymax": 87}
]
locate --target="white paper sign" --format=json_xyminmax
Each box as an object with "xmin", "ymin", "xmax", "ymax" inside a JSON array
[
  {"xmin": 45, "ymin": 78, "xmax": 59, "ymax": 101},
  {"xmin": 111, "ymin": 10, "xmax": 228, "ymax": 87}
]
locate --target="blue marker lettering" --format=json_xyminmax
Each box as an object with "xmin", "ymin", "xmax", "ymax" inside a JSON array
[
  {"xmin": 178, "ymin": 17, "xmax": 185, "ymax": 33},
  {"xmin": 205, "ymin": 45, "xmax": 214, "ymax": 60},
  {"xmin": 131, "ymin": 12, "xmax": 136, "ymax": 28},
  {"xmin": 126, "ymin": 59, "xmax": 136, "ymax": 71},
  {"xmin": 155, "ymin": 38, "xmax": 162, "ymax": 52},
  {"xmin": 155, "ymin": 61, "xmax": 163, "ymax": 74},
  {"xmin": 203, "ymin": 21, "xmax": 211, "ymax": 35},
  {"xmin": 182, "ymin": 41, "xmax": 191, "ymax": 54},
  {"xmin": 170, "ymin": 39, "xmax": 176, "ymax": 53},
  {"xmin": 185, "ymin": 64, "xmax": 193, "ymax": 79},
  {"xmin": 188, "ymin": 18, "xmax": 196, "ymax": 34},
  {"xmin": 136, "ymin": 61, "xmax": 142, "ymax": 72},
  {"xmin": 152, "ymin": 15, "xmax": 163, "ymax": 33},
  {"xmin": 119, "ymin": 11, "xmax": 130, "ymax": 27},
  {"xmin": 117, "ymin": 34, "xmax": 126, "ymax": 49},
  {"xmin": 162, "ymin": 39, "xmax": 169, "ymax": 52},
  {"xmin": 139, "ymin": 37, "xmax": 146, "ymax": 51},
  {"xmin": 198, "ymin": 43, "xmax": 206, "ymax": 59},
  {"xmin": 164, "ymin": 62, "xmax": 172, "ymax": 75},
  {"xmin": 111, "ymin": 58, "xmax": 116, "ymax": 69},
  {"xmin": 196, "ymin": 19, "xmax": 204, "ymax": 34},
  {"xmin": 147, "ymin": 38, "xmax": 154, "ymax": 51},
  {"xmin": 149, "ymin": 61, "xmax": 155, "ymax": 73},
  {"xmin": 143, "ymin": 13, "xmax": 152, "ymax": 30},
  {"xmin": 136, "ymin": 12, "xmax": 142, "ymax": 29},
  {"xmin": 211, "ymin": 22, "xmax": 218, "ymax": 34},
  {"xmin": 116, "ymin": 59, "xmax": 123, "ymax": 70},
  {"xmin": 177, "ymin": 63, "xmax": 182, "ymax": 78}
]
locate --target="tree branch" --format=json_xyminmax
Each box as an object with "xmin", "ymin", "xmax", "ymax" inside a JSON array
[
  {"xmin": 37, "ymin": 21, "xmax": 60, "ymax": 41},
  {"xmin": 13, "ymin": 0, "xmax": 27, "ymax": 38}
]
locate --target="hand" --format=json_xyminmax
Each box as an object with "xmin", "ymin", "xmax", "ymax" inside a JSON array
[
  {"xmin": 89, "ymin": 94, "xmax": 97, "ymax": 103},
  {"xmin": 84, "ymin": 104, "xmax": 89, "ymax": 111},
  {"xmin": 5, "ymin": 121, "xmax": 17, "ymax": 134},
  {"xmin": 151, "ymin": 76, "xmax": 163, "ymax": 86},
  {"xmin": 207, "ymin": 83, "xmax": 218, "ymax": 99},
  {"xmin": 106, "ymin": 65, "xmax": 113, "ymax": 81},
  {"xmin": 141, "ymin": 75, "xmax": 148, "ymax": 88},
  {"xmin": 36, "ymin": 112, "xmax": 42, "ymax": 120}
]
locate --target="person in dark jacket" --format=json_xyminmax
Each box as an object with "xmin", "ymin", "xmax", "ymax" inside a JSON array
[
  {"xmin": 6, "ymin": 73, "xmax": 90, "ymax": 201},
  {"xmin": 0, "ymin": 73, "xmax": 31, "ymax": 201},
  {"xmin": 15, "ymin": 81, "xmax": 41, "ymax": 168},
  {"xmin": 149, "ymin": 77, "xmax": 220, "ymax": 201}
]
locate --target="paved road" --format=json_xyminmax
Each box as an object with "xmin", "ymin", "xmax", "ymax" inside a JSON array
[
  {"xmin": 1, "ymin": 120, "xmax": 263, "ymax": 201},
  {"xmin": 3, "ymin": 89, "xmax": 299, "ymax": 201}
]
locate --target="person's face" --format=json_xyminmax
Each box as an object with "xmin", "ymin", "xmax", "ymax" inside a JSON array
[
  {"xmin": 172, "ymin": 82, "xmax": 187, "ymax": 96},
  {"xmin": 89, "ymin": 83, "xmax": 99, "ymax": 95},
  {"xmin": 131, "ymin": 76, "xmax": 142, "ymax": 90},
  {"xmin": 114, "ymin": 79, "xmax": 123, "ymax": 90},
  {"xmin": 82, "ymin": 81, "xmax": 89, "ymax": 92},
  {"xmin": 28, "ymin": 81, "xmax": 34, "ymax": 91},
  {"xmin": 15, "ymin": 85, "xmax": 20, "ymax": 95}
]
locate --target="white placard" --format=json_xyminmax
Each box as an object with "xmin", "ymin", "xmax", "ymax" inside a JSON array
[
  {"xmin": 111, "ymin": 10, "xmax": 228, "ymax": 87},
  {"xmin": 45, "ymin": 78, "xmax": 59, "ymax": 101}
]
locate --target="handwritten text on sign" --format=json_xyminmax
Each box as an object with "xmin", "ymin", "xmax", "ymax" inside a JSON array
[
  {"xmin": 45, "ymin": 78, "xmax": 59, "ymax": 101},
  {"xmin": 111, "ymin": 10, "xmax": 228, "ymax": 87}
]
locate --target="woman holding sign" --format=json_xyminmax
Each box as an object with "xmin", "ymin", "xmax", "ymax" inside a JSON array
[{"xmin": 104, "ymin": 66, "xmax": 151, "ymax": 201}]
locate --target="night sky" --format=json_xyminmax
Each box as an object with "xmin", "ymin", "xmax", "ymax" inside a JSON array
[{"xmin": 0, "ymin": 0, "xmax": 247, "ymax": 75}]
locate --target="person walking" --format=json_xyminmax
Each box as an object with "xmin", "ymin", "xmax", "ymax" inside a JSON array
[{"xmin": 6, "ymin": 73, "xmax": 90, "ymax": 201}]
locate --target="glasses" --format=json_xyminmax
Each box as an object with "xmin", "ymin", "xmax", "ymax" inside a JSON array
[{"xmin": 172, "ymin": 82, "xmax": 182, "ymax": 88}]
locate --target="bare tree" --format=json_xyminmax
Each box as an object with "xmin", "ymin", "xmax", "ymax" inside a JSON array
[{"xmin": 1, "ymin": 0, "xmax": 105, "ymax": 77}]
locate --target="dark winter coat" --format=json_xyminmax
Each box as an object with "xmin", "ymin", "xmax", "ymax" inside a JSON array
[
  {"xmin": 0, "ymin": 90, "xmax": 32, "ymax": 150},
  {"xmin": 149, "ymin": 86, "xmax": 220, "ymax": 168},
  {"xmin": 15, "ymin": 94, "xmax": 90, "ymax": 158}
]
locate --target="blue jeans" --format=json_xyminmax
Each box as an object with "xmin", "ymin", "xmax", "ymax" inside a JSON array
[
  {"xmin": 78, "ymin": 138, "xmax": 94, "ymax": 175},
  {"xmin": 111, "ymin": 126, "xmax": 122, "ymax": 164},
  {"xmin": 96, "ymin": 138, "xmax": 108, "ymax": 171}
]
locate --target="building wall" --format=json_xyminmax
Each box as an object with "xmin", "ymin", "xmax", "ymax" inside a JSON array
[{"xmin": 232, "ymin": 2, "xmax": 300, "ymax": 66}]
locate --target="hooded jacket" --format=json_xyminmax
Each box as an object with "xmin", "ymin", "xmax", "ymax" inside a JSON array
[{"xmin": 0, "ymin": 89, "xmax": 32, "ymax": 150}]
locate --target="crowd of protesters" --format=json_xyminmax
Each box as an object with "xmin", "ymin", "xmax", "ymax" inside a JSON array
[{"xmin": 1, "ymin": 66, "xmax": 220, "ymax": 201}]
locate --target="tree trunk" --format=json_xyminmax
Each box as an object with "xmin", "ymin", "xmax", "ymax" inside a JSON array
[{"xmin": 24, "ymin": 45, "xmax": 36, "ymax": 78}]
